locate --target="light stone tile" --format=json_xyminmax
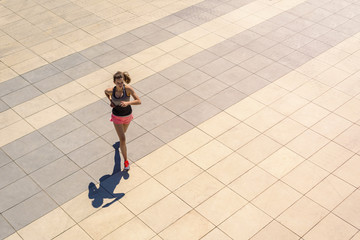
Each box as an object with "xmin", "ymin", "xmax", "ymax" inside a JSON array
[
  {"xmin": 278, "ymin": 197, "xmax": 328, "ymax": 237},
  {"xmin": 244, "ymin": 107, "xmax": 285, "ymax": 132},
  {"xmin": 335, "ymin": 55, "xmax": 360, "ymax": 74},
  {"xmin": 307, "ymin": 174, "xmax": 355, "ymax": 211},
  {"xmin": 237, "ymin": 134, "xmax": 281, "ymax": 164},
  {"xmin": 282, "ymin": 161, "xmax": 329, "ymax": 194},
  {"xmin": 207, "ymin": 152, "xmax": 254, "ymax": 185},
  {"xmin": 286, "ymin": 130, "xmax": 329, "ymax": 159},
  {"xmin": 275, "ymin": 71, "xmax": 310, "ymax": 91},
  {"xmin": 311, "ymin": 113, "xmax": 352, "ymax": 140},
  {"xmin": 53, "ymin": 225, "xmax": 92, "ymax": 240},
  {"xmin": 251, "ymin": 84, "xmax": 288, "ymax": 105},
  {"xmin": 229, "ymin": 166, "xmax": 277, "ymax": 201},
  {"xmin": 3, "ymin": 233, "xmax": 22, "ymax": 240},
  {"xmin": 217, "ymin": 122, "xmax": 260, "ymax": 151},
  {"xmin": 121, "ymin": 178, "xmax": 170, "ymax": 215},
  {"xmin": 201, "ymin": 228, "xmax": 231, "ymax": 240},
  {"xmin": 290, "ymin": 103, "xmax": 330, "ymax": 128},
  {"xmin": 293, "ymin": 80, "xmax": 330, "ymax": 101},
  {"xmin": 315, "ymin": 67, "xmax": 351, "ymax": 87},
  {"xmin": 314, "ymin": 88, "xmax": 352, "ymax": 111},
  {"xmin": 259, "ymin": 147, "xmax": 305, "ymax": 179},
  {"xmin": 198, "ymin": 112, "xmax": 240, "ymax": 138},
  {"xmin": 225, "ymin": 97, "xmax": 265, "ymax": 121},
  {"xmin": 334, "ymin": 125, "xmax": 360, "ymax": 153},
  {"xmin": 187, "ymin": 140, "xmax": 233, "ymax": 170},
  {"xmin": 335, "ymin": 73, "xmax": 360, "ymax": 97},
  {"xmin": 46, "ymin": 81, "xmax": 86, "ymax": 102},
  {"xmin": 154, "ymin": 158, "xmax": 203, "ymax": 191},
  {"xmin": 169, "ymin": 43, "xmax": 203, "ymax": 60},
  {"xmin": 0, "ymin": 109, "xmax": 21, "ymax": 130},
  {"xmin": 145, "ymin": 54, "xmax": 180, "ymax": 72},
  {"xmin": 193, "ymin": 33, "xmax": 225, "ymax": 49},
  {"xmin": 157, "ymin": 36, "xmax": 188, "ymax": 52},
  {"xmin": 18, "ymin": 208, "xmax": 75, "ymax": 240},
  {"xmin": 196, "ymin": 187, "xmax": 247, "ymax": 225},
  {"xmin": 0, "ymin": 120, "xmax": 34, "ymax": 147},
  {"xmin": 168, "ymin": 128, "xmax": 212, "ymax": 156},
  {"xmin": 79, "ymin": 202, "xmax": 134, "ymax": 240},
  {"xmin": 334, "ymin": 190, "xmax": 360, "ymax": 229},
  {"xmin": 0, "ymin": 68, "xmax": 18, "ymax": 83},
  {"xmin": 174, "ymin": 172, "xmax": 223, "ymax": 208},
  {"xmin": 159, "ymin": 210, "xmax": 214, "ymax": 240},
  {"xmin": 316, "ymin": 47, "xmax": 349, "ymax": 66},
  {"xmin": 59, "ymin": 90, "xmax": 99, "ymax": 113},
  {"xmin": 76, "ymin": 69, "xmax": 112, "ymax": 89},
  {"xmin": 334, "ymin": 154, "xmax": 360, "ymax": 187},
  {"xmin": 265, "ymin": 118, "xmax": 306, "ymax": 145},
  {"xmin": 25, "ymin": 105, "xmax": 68, "ymax": 129},
  {"xmin": 11, "ymin": 57, "xmax": 47, "ymax": 75},
  {"xmin": 136, "ymin": 144, "xmax": 183, "ymax": 176},
  {"xmin": 269, "ymin": 92, "xmax": 308, "ymax": 116},
  {"xmin": 219, "ymin": 203, "xmax": 272, "ymax": 240},
  {"xmin": 304, "ymin": 213, "xmax": 357, "ymax": 240},
  {"xmin": 139, "ymin": 194, "xmax": 191, "ymax": 233},
  {"xmin": 13, "ymin": 95, "xmax": 54, "ymax": 118},
  {"xmin": 296, "ymin": 59, "xmax": 330, "ymax": 78},
  {"xmin": 251, "ymin": 221, "xmax": 299, "ymax": 240},
  {"xmin": 334, "ymin": 98, "xmax": 360, "ymax": 122},
  {"xmin": 253, "ymin": 181, "xmax": 301, "ymax": 218}
]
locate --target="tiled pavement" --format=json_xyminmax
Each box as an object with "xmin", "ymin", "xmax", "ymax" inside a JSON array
[{"xmin": 1, "ymin": 0, "xmax": 360, "ymax": 239}]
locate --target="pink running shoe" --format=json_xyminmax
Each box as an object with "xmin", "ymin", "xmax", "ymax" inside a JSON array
[{"xmin": 124, "ymin": 160, "xmax": 130, "ymax": 171}]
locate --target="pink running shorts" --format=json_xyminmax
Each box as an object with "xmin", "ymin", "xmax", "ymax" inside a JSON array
[{"xmin": 110, "ymin": 114, "xmax": 133, "ymax": 124}]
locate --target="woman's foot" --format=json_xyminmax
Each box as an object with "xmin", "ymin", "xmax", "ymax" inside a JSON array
[{"xmin": 124, "ymin": 160, "xmax": 130, "ymax": 171}]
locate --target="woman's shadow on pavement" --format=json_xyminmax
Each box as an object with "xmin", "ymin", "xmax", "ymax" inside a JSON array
[{"xmin": 88, "ymin": 142, "xmax": 129, "ymax": 208}]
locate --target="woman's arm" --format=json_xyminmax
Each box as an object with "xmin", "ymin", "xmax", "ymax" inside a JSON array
[{"xmin": 104, "ymin": 88, "xmax": 115, "ymax": 107}]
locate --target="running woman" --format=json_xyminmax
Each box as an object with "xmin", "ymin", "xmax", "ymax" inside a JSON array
[{"xmin": 105, "ymin": 71, "xmax": 141, "ymax": 171}]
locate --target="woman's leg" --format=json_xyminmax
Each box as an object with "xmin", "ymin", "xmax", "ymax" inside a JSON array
[{"xmin": 113, "ymin": 123, "xmax": 128, "ymax": 164}]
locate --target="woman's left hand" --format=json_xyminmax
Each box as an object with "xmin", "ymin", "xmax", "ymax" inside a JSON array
[{"xmin": 120, "ymin": 101, "xmax": 129, "ymax": 107}]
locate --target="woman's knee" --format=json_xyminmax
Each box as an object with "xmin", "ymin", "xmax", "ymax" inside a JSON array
[{"xmin": 119, "ymin": 134, "xmax": 126, "ymax": 143}]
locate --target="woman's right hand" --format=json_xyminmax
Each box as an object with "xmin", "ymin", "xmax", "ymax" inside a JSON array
[{"xmin": 110, "ymin": 101, "xmax": 115, "ymax": 108}]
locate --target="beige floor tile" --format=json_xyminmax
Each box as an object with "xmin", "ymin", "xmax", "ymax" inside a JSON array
[
  {"xmin": 170, "ymin": 43, "xmax": 203, "ymax": 60},
  {"xmin": 219, "ymin": 203, "xmax": 272, "ymax": 240},
  {"xmin": 70, "ymin": 36, "xmax": 101, "ymax": 52},
  {"xmin": 265, "ymin": 118, "xmax": 306, "ymax": 145},
  {"xmin": 193, "ymin": 33, "xmax": 225, "ymax": 49},
  {"xmin": 145, "ymin": 54, "xmax": 180, "ymax": 72},
  {"xmin": 311, "ymin": 113, "xmax": 352, "ymax": 140},
  {"xmin": 314, "ymin": 89, "xmax": 352, "ymax": 111},
  {"xmin": 277, "ymin": 197, "xmax": 328, "ymax": 236},
  {"xmin": 154, "ymin": 158, "xmax": 203, "ymax": 191},
  {"xmin": 334, "ymin": 124, "xmax": 360, "ymax": 153},
  {"xmin": 13, "ymin": 95, "xmax": 54, "ymax": 118},
  {"xmin": 296, "ymin": 59, "xmax": 330, "ymax": 78},
  {"xmin": 201, "ymin": 228, "xmax": 232, "ymax": 240},
  {"xmin": 308, "ymin": 142, "xmax": 354, "ymax": 172},
  {"xmin": 174, "ymin": 172, "xmax": 223, "ymax": 208},
  {"xmin": 282, "ymin": 160, "xmax": 329, "ymax": 194},
  {"xmin": 201, "ymin": 18, "xmax": 230, "ymax": 32},
  {"xmin": 259, "ymin": 147, "xmax": 305, "ymax": 179},
  {"xmin": 11, "ymin": 56, "xmax": 48, "ymax": 75},
  {"xmin": 207, "ymin": 152, "xmax": 254, "ymax": 185},
  {"xmin": 334, "ymin": 154, "xmax": 360, "ymax": 187},
  {"xmin": 0, "ymin": 49, "xmax": 37, "ymax": 66},
  {"xmin": 336, "ymin": 37, "xmax": 360, "ymax": 54},
  {"xmin": 198, "ymin": 112, "xmax": 240, "ymax": 138},
  {"xmin": 79, "ymin": 202, "xmax": 134, "ymax": 240},
  {"xmin": 0, "ymin": 120, "xmax": 35, "ymax": 147},
  {"xmin": 0, "ymin": 67, "xmax": 18, "ymax": 83},
  {"xmin": 251, "ymin": 84, "xmax": 288, "ymax": 105},
  {"xmin": 306, "ymin": 174, "xmax": 355, "ymax": 211},
  {"xmin": 121, "ymin": 178, "xmax": 170, "ymax": 215},
  {"xmin": 270, "ymin": 92, "xmax": 308, "ymax": 116},
  {"xmin": 157, "ymin": 36, "xmax": 189, "ymax": 52},
  {"xmin": 76, "ymin": 69, "xmax": 112, "ymax": 89},
  {"xmin": 89, "ymin": 80, "xmax": 114, "ymax": 98},
  {"xmin": 334, "ymin": 98, "xmax": 360, "ymax": 122},
  {"xmin": 335, "ymin": 73, "xmax": 360, "ymax": 97},
  {"xmin": 150, "ymin": 236, "xmax": 162, "ymax": 240},
  {"xmin": 315, "ymin": 67, "xmax": 351, "ymax": 87},
  {"xmin": 179, "ymin": 27, "xmax": 209, "ymax": 42},
  {"xmin": 237, "ymin": 134, "xmax": 281, "ymax": 164},
  {"xmin": 105, "ymin": 57, "xmax": 140, "ymax": 74},
  {"xmin": 18, "ymin": 208, "xmax": 75, "ymax": 240},
  {"xmin": 290, "ymin": 103, "xmax": 330, "ymax": 128},
  {"xmin": 229, "ymin": 166, "xmax": 277, "ymax": 201},
  {"xmin": 53, "ymin": 225, "xmax": 92, "ymax": 240},
  {"xmin": 244, "ymin": 107, "xmax": 285, "ymax": 132},
  {"xmin": 286, "ymin": 130, "xmax": 329, "ymax": 159},
  {"xmin": 225, "ymin": 97, "xmax": 265, "ymax": 121},
  {"xmin": 112, "ymin": 164, "xmax": 151, "ymax": 193},
  {"xmin": 41, "ymin": 45, "xmax": 75, "ymax": 62},
  {"xmin": 335, "ymin": 55, "xmax": 360, "ymax": 74},
  {"xmin": 251, "ymin": 221, "xmax": 299, "ymax": 240},
  {"xmin": 304, "ymin": 213, "xmax": 357, "ymax": 240},
  {"xmin": 236, "ymin": 15, "xmax": 264, "ymax": 28},
  {"xmin": 103, "ymin": 217, "xmax": 155, "ymax": 240},
  {"xmin": 334, "ymin": 190, "xmax": 360, "ymax": 229},
  {"xmin": 275, "ymin": 71, "xmax": 310, "ymax": 91},
  {"xmin": 139, "ymin": 194, "xmax": 191, "ymax": 233},
  {"xmin": 253, "ymin": 181, "xmax": 301, "ymax": 218},
  {"xmin": 188, "ymin": 140, "xmax": 233, "ymax": 170},
  {"xmin": 46, "ymin": 81, "xmax": 86, "ymax": 102},
  {"xmin": 316, "ymin": 46, "xmax": 349, "ymax": 66},
  {"xmin": 59, "ymin": 90, "xmax": 99, "ymax": 113},
  {"xmin": 159, "ymin": 210, "xmax": 214, "ymax": 240},
  {"xmin": 168, "ymin": 128, "xmax": 212, "ymax": 156},
  {"xmin": 0, "ymin": 109, "xmax": 22, "ymax": 130},
  {"xmin": 4, "ymin": 233, "xmax": 22, "ymax": 240},
  {"xmin": 136, "ymin": 145, "xmax": 183, "ymax": 175},
  {"xmin": 216, "ymin": 23, "xmax": 245, "ymax": 38},
  {"xmin": 352, "ymin": 232, "xmax": 360, "ymax": 240},
  {"xmin": 128, "ymin": 65, "xmax": 155, "ymax": 84},
  {"xmin": 293, "ymin": 80, "xmax": 330, "ymax": 101},
  {"xmin": 30, "ymin": 39, "xmax": 64, "ymax": 55},
  {"xmin": 196, "ymin": 187, "xmax": 247, "ymax": 225},
  {"xmin": 26, "ymin": 104, "xmax": 68, "ymax": 129},
  {"xmin": 132, "ymin": 46, "xmax": 166, "ymax": 64}
]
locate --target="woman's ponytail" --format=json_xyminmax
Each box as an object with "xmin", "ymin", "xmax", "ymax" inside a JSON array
[{"xmin": 123, "ymin": 71, "xmax": 131, "ymax": 84}]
